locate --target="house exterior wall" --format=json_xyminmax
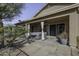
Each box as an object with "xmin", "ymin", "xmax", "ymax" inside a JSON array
[
  {"xmin": 30, "ymin": 24, "xmax": 41, "ymax": 32},
  {"xmin": 36, "ymin": 4, "xmax": 73, "ymax": 17},
  {"xmin": 45, "ymin": 16, "xmax": 69, "ymax": 36},
  {"xmin": 69, "ymin": 11, "xmax": 79, "ymax": 47},
  {"xmin": 30, "ymin": 23, "xmax": 47, "ymax": 32}
]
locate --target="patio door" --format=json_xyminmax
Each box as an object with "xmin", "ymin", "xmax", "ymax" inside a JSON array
[
  {"xmin": 50, "ymin": 25, "xmax": 56, "ymax": 36},
  {"xmin": 57, "ymin": 23, "xmax": 65, "ymax": 35},
  {"xmin": 50, "ymin": 23, "xmax": 65, "ymax": 36}
]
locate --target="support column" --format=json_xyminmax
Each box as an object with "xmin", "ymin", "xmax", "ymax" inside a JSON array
[
  {"xmin": 69, "ymin": 11, "xmax": 79, "ymax": 48},
  {"xmin": 27, "ymin": 24, "xmax": 30, "ymax": 36},
  {"xmin": 25, "ymin": 24, "xmax": 30, "ymax": 36},
  {"xmin": 25, "ymin": 24, "xmax": 30, "ymax": 37},
  {"xmin": 41, "ymin": 22, "xmax": 45, "ymax": 40}
]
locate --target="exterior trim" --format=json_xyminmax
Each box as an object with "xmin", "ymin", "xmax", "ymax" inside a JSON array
[
  {"xmin": 27, "ymin": 14, "xmax": 69, "ymax": 24},
  {"xmin": 25, "ymin": 4, "xmax": 79, "ymax": 23}
]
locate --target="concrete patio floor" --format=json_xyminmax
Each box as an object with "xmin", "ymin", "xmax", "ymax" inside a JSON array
[{"xmin": 20, "ymin": 37, "xmax": 79, "ymax": 56}]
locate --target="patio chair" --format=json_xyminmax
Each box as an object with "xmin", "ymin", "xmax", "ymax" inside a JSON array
[{"xmin": 56, "ymin": 32, "xmax": 68, "ymax": 45}]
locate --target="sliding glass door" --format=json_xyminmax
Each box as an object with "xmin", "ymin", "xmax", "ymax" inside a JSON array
[
  {"xmin": 50, "ymin": 23, "xmax": 65, "ymax": 36},
  {"xmin": 50, "ymin": 25, "xmax": 56, "ymax": 36},
  {"xmin": 57, "ymin": 23, "xmax": 65, "ymax": 35}
]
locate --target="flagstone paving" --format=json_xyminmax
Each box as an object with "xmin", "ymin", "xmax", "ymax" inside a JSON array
[
  {"xmin": 21, "ymin": 37, "xmax": 79, "ymax": 56},
  {"xmin": 1, "ymin": 36, "xmax": 79, "ymax": 56}
]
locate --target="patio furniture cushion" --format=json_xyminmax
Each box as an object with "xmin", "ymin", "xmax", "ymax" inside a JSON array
[{"xmin": 56, "ymin": 32, "xmax": 68, "ymax": 45}]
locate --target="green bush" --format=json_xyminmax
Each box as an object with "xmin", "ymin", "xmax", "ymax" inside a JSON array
[{"xmin": 4, "ymin": 25, "xmax": 27, "ymax": 42}]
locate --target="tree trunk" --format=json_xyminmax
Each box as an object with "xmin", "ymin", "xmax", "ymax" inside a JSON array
[{"xmin": 0, "ymin": 19, "xmax": 4, "ymax": 48}]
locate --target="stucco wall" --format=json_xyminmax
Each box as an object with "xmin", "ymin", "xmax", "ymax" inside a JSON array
[
  {"xmin": 69, "ymin": 11, "xmax": 79, "ymax": 47},
  {"xmin": 36, "ymin": 4, "xmax": 72, "ymax": 17},
  {"xmin": 30, "ymin": 23, "xmax": 41, "ymax": 32}
]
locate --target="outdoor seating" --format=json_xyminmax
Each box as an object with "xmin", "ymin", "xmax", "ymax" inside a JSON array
[
  {"xmin": 56, "ymin": 32, "xmax": 68, "ymax": 45},
  {"xmin": 31, "ymin": 32, "xmax": 41, "ymax": 40},
  {"xmin": 31, "ymin": 32, "xmax": 47, "ymax": 40}
]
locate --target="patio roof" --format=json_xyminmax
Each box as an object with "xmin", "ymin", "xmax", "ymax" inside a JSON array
[{"xmin": 15, "ymin": 3, "xmax": 79, "ymax": 25}]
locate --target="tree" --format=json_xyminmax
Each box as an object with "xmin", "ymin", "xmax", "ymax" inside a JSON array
[
  {"xmin": 0, "ymin": 25, "xmax": 28, "ymax": 56},
  {"xmin": 0, "ymin": 3, "xmax": 24, "ymax": 47}
]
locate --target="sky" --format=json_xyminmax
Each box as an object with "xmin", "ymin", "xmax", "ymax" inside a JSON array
[{"xmin": 3, "ymin": 3, "xmax": 46, "ymax": 26}]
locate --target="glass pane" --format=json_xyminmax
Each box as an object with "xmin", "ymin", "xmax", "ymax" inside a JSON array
[
  {"xmin": 50, "ymin": 25, "xmax": 56, "ymax": 36},
  {"xmin": 57, "ymin": 23, "xmax": 65, "ymax": 34}
]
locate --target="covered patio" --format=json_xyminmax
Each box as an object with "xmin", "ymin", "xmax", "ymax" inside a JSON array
[
  {"xmin": 30, "ymin": 15, "xmax": 69, "ymax": 36},
  {"xmin": 14, "ymin": 4, "xmax": 79, "ymax": 56},
  {"xmin": 25, "ymin": 4, "xmax": 79, "ymax": 48},
  {"xmin": 14, "ymin": 4, "xmax": 79, "ymax": 52},
  {"xmin": 26, "ymin": 15, "xmax": 69, "ymax": 45}
]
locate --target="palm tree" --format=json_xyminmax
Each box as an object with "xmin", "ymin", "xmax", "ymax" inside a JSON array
[{"xmin": 0, "ymin": 3, "xmax": 24, "ymax": 47}]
